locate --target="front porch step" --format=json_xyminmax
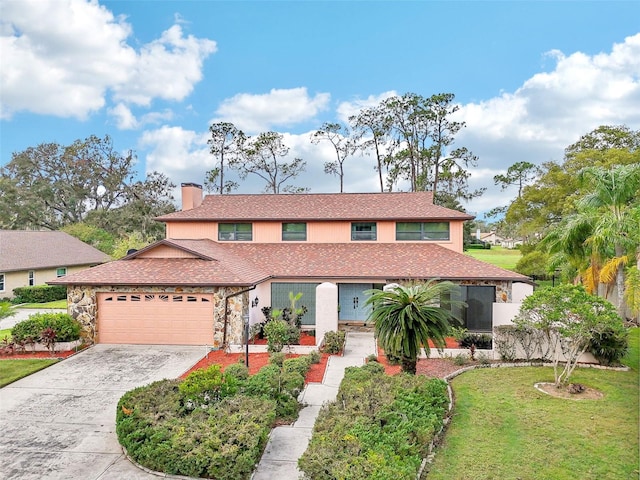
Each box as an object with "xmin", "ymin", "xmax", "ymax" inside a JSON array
[{"xmin": 338, "ymin": 323, "xmax": 375, "ymax": 333}]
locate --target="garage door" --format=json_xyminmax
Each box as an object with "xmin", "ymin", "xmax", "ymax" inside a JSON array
[{"xmin": 97, "ymin": 292, "xmax": 215, "ymax": 345}]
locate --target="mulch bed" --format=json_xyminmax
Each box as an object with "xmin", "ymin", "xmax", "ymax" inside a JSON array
[
  {"xmin": 180, "ymin": 350, "xmax": 330, "ymax": 383},
  {"xmin": 376, "ymin": 347, "xmax": 463, "ymax": 378},
  {"xmin": 0, "ymin": 350, "xmax": 79, "ymax": 360},
  {"xmin": 248, "ymin": 332, "xmax": 316, "ymax": 346}
]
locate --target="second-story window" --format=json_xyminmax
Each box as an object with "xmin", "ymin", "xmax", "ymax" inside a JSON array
[
  {"xmin": 218, "ymin": 223, "xmax": 253, "ymax": 241},
  {"xmin": 351, "ymin": 222, "xmax": 377, "ymax": 241},
  {"xmin": 28, "ymin": 271, "xmax": 35, "ymax": 286},
  {"xmin": 282, "ymin": 223, "xmax": 307, "ymax": 241},
  {"xmin": 56, "ymin": 267, "xmax": 67, "ymax": 277},
  {"xmin": 396, "ymin": 222, "xmax": 450, "ymax": 241}
]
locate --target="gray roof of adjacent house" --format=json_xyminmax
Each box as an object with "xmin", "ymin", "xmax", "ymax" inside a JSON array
[{"xmin": 0, "ymin": 230, "xmax": 112, "ymax": 272}]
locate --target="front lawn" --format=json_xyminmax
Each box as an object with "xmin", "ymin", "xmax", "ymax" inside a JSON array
[
  {"xmin": 464, "ymin": 245, "xmax": 521, "ymax": 271},
  {"xmin": 426, "ymin": 366, "xmax": 639, "ymax": 479},
  {"xmin": 19, "ymin": 299, "xmax": 67, "ymax": 309},
  {"xmin": 0, "ymin": 359, "xmax": 59, "ymax": 387},
  {"xmin": 0, "ymin": 328, "xmax": 11, "ymax": 339}
]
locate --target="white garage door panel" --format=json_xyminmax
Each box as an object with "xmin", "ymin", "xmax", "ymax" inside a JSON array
[{"xmin": 97, "ymin": 293, "xmax": 215, "ymax": 345}]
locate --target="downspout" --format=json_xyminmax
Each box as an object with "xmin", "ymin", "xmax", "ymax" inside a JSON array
[{"xmin": 223, "ymin": 285, "xmax": 256, "ymax": 348}]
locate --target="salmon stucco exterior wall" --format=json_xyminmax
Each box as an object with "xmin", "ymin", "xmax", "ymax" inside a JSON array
[{"xmin": 67, "ymin": 285, "xmax": 248, "ymax": 346}]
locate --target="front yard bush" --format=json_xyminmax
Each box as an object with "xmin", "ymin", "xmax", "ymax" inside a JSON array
[
  {"xmin": 11, "ymin": 312, "xmax": 81, "ymax": 343},
  {"xmin": 117, "ymin": 353, "xmax": 315, "ymax": 479},
  {"xmin": 298, "ymin": 365, "xmax": 449, "ymax": 480},
  {"xmin": 12, "ymin": 285, "xmax": 67, "ymax": 304}
]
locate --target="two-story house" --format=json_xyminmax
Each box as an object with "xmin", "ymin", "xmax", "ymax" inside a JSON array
[{"xmin": 51, "ymin": 183, "xmax": 531, "ymax": 347}]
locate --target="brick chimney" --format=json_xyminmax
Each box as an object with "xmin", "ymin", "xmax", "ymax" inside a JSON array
[{"xmin": 181, "ymin": 183, "xmax": 203, "ymax": 211}]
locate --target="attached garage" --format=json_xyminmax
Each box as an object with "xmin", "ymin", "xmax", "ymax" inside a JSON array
[{"xmin": 97, "ymin": 292, "xmax": 215, "ymax": 345}]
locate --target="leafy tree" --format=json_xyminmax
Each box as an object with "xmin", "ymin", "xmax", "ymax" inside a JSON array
[
  {"xmin": 311, "ymin": 122, "xmax": 356, "ymax": 193},
  {"xmin": 543, "ymin": 164, "xmax": 640, "ymax": 316},
  {"xmin": 61, "ymin": 223, "xmax": 115, "ymax": 256},
  {"xmin": 111, "ymin": 232, "xmax": 154, "ymax": 259},
  {"xmin": 514, "ymin": 250, "xmax": 550, "ymax": 279},
  {"xmin": 515, "ymin": 285, "xmax": 626, "ymax": 387},
  {"xmin": 205, "ymin": 122, "xmax": 245, "ymax": 194},
  {"xmin": 505, "ymin": 125, "xmax": 639, "ymax": 240},
  {"xmin": 493, "ymin": 161, "xmax": 539, "ymax": 198},
  {"xmin": 349, "ymin": 104, "xmax": 393, "ymax": 192},
  {"xmin": 237, "ymin": 132, "xmax": 307, "ymax": 194},
  {"xmin": 0, "ymin": 135, "xmax": 175, "ymax": 238},
  {"xmin": 365, "ymin": 281, "xmax": 463, "ymax": 374}
]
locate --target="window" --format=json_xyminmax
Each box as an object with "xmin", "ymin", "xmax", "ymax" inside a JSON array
[
  {"xmin": 282, "ymin": 222, "xmax": 307, "ymax": 241},
  {"xmin": 28, "ymin": 271, "xmax": 35, "ymax": 286},
  {"xmin": 0, "ymin": 273, "xmax": 4, "ymax": 292},
  {"xmin": 396, "ymin": 222, "xmax": 450, "ymax": 241},
  {"xmin": 56, "ymin": 267, "xmax": 67, "ymax": 277},
  {"xmin": 218, "ymin": 223, "xmax": 252, "ymax": 241},
  {"xmin": 351, "ymin": 222, "xmax": 377, "ymax": 241}
]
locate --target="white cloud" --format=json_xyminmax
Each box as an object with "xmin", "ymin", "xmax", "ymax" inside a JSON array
[
  {"xmin": 0, "ymin": 0, "xmax": 216, "ymax": 119},
  {"xmin": 214, "ymin": 87, "xmax": 331, "ymax": 133},
  {"xmin": 454, "ymin": 33, "xmax": 640, "ymax": 216},
  {"xmin": 336, "ymin": 91, "xmax": 397, "ymax": 123},
  {"xmin": 108, "ymin": 103, "xmax": 138, "ymax": 130}
]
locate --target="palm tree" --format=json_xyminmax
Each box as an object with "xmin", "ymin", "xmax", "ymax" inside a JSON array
[
  {"xmin": 365, "ymin": 281, "xmax": 464, "ymax": 374},
  {"xmin": 544, "ymin": 164, "xmax": 640, "ymax": 316}
]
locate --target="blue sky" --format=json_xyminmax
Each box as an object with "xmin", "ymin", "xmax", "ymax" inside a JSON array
[{"xmin": 2, "ymin": 0, "xmax": 639, "ymax": 217}]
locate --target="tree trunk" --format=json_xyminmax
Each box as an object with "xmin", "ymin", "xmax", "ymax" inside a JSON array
[{"xmin": 401, "ymin": 356, "xmax": 417, "ymax": 375}]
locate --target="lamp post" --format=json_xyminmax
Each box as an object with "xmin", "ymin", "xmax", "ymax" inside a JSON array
[
  {"xmin": 243, "ymin": 312, "xmax": 250, "ymax": 368},
  {"xmin": 552, "ymin": 268, "xmax": 561, "ymax": 287}
]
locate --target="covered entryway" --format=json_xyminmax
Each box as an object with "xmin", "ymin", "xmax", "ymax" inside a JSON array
[
  {"xmin": 338, "ymin": 283, "xmax": 383, "ymax": 322},
  {"xmin": 97, "ymin": 292, "xmax": 214, "ymax": 344}
]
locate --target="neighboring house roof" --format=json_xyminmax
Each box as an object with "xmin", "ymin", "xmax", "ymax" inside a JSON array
[
  {"xmin": 0, "ymin": 230, "xmax": 111, "ymax": 273},
  {"xmin": 156, "ymin": 192, "xmax": 475, "ymax": 222},
  {"xmin": 51, "ymin": 238, "xmax": 531, "ymax": 287}
]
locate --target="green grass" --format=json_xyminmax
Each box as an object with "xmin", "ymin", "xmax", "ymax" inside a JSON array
[
  {"xmin": 426, "ymin": 366, "xmax": 639, "ymax": 480},
  {"xmin": 622, "ymin": 327, "xmax": 639, "ymax": 371},
  {"xmin": 464, "ymin": 246, "xmax": 522, "ymax": 271},
  {"xmin": 0, "ymin": 359, "xmax": 59, "ymax": 387},
  {"xmin": 0, "ymin": 328, "xmax": 11, "ymax": 339},
  {"xmin": 19, "ymin": 299, "xmax": 67, "ymax": 309}
]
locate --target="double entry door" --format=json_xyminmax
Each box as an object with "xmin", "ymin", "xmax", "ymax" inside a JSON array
[{"xmin": 338, "ymin": 283, "xmax": 381, "ymax": 322}]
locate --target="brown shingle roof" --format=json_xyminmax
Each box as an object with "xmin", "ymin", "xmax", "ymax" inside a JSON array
[
  {"xmin": 0, "ymin": 230, "xmax": 111, "ymax": 272},
  {"xmin": 51, "ymin": 239, "xmax": 530, "ymax": 286},
  {"xmin": 156, "ymin": 192, "xmax": 474, "ymax": 222}
]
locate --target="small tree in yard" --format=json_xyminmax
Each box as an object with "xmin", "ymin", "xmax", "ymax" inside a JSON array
[
  {"xmin": 516, "ymin": 284, "xmax": 626, "ymax": 387},
  {"xmin": 365, "ymin": 280, "xmax": 464, "ymax": 374}
]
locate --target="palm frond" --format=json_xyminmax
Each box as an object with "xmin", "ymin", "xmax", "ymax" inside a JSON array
[{"xmin": 599, "ymin": 256, "xmax": 629, "ymax": 284}]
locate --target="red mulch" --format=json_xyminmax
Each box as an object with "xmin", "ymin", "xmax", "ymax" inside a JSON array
[
  {"xmin": 377, "ymin": 346, "xmax": 463, "ymax": 379},
  {"xmin": 0, "ymin": 349, "xmax": 79, "ymax": 359},
  {"xmin": 249, "ymin": 332, "xmax": 316, "ymax": 346},
  {"xmin": 180, "ymin": 350, "xmax": 330, "ymax": 383}
]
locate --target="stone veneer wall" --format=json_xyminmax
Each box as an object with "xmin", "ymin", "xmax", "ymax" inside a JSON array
[
  {"xmin": 67, "ymin": 285, "xmax": 247, "ymax": 346},
  {"xmin": 458, "ymin": 280, "xmax": 512, "ymax": 303}
]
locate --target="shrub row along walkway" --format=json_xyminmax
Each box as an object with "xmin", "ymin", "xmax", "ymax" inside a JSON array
[{"xmin": 252, "ymin": 332, "xmax": 377, "ymax": 480}]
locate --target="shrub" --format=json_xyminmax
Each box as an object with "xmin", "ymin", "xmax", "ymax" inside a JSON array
[
  {"xmin": 11, "ymin": 313, "xmax": 81, "ymax": 343},
  {"xmin": 588, "ymin": 325, "xmax": 629, "ymax": 366},
  {"xmin": 0, "ymin": 302, "xmax": 15, "ymax": 321},
  {"xmin": 361, "ymin": 360, "xmax": 385, "ymax": 374},
  {"xmin": 12, "ymin": 285, "xmax": 67, "ymax": 304},
  {"xmin": 224, "ymin": 361, "xmax": 249, "ymax": 381},
  {"xmin": 366, "ymin": 353, "xmax": 378, "ymax": 363},
  {"xmin": 299, "ymin": 365, "xmax": 448, "ymax": 480},
  {"xmin": 453, "ymin": 353, "xmax": 469, "ymax": 366},
  {"xmin": 117, "ymin": 380, "xmax": 276, "ymax": 480},
  {"xmin": 269, "ymin": 352, "xmax": 286, "ymax": 366},
  {"xmin": 322, "ymin": 330, "xmax": 346, "ymax": 354},
  {"xmin": 493, "ymin": 325, "xmax": 517, "ymax": 361},
  {"xmin": 457, "ymin": 332, "xmax": 492, "ymax": 350},
  {"xmin": 178, "ymin": 365, "xmax": 237, "ymax": 408},
  {"xmin": 264, "ymin": 319, "xmax": 289, "ymax": 353},
  {"xmin": 308, "ymin": 349, "xmax": 321, "ymax": 364},
  {"xmin": 283, "ymin": 356, "xmax": 311, "ymax": 378}
]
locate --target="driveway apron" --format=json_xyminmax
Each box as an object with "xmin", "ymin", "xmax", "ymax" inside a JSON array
[{"xmin": 0, "ymin": 344, "xmax": 206, "ymax": 480}]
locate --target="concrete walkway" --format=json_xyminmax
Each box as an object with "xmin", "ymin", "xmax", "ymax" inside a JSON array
[
  {"xmin": 252, "ymin": 332, "xmax": 377, "ymax": 480},
  {"xmin": 0, "ymin": 308, "xmax": 66, "ymax": 330}
]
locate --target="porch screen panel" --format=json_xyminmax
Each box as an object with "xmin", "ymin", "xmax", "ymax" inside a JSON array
[
  {"xmin": 270, "ymin": 282, "xmax": 320, "ymax": 326},
  {"xmin": 464, "ymin": 286, "xmax": 495, "ymax": 332}
]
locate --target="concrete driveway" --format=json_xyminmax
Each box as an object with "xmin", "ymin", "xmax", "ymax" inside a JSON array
[{"xmin": 0, "ymin": 344, "xmax": 207, "ymax": 480}]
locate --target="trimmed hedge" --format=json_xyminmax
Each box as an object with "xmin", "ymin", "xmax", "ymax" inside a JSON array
[
  {"xmin": 12, "ymin": 285, "xmax": 67, "ymax": 304},
  {"xmin": 298, "ymin": 365, "xmax": 449, "ymax": 480},
  {"xmin": 11, "ymin": 313, "xmax": 81, "ymax": 342}
]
